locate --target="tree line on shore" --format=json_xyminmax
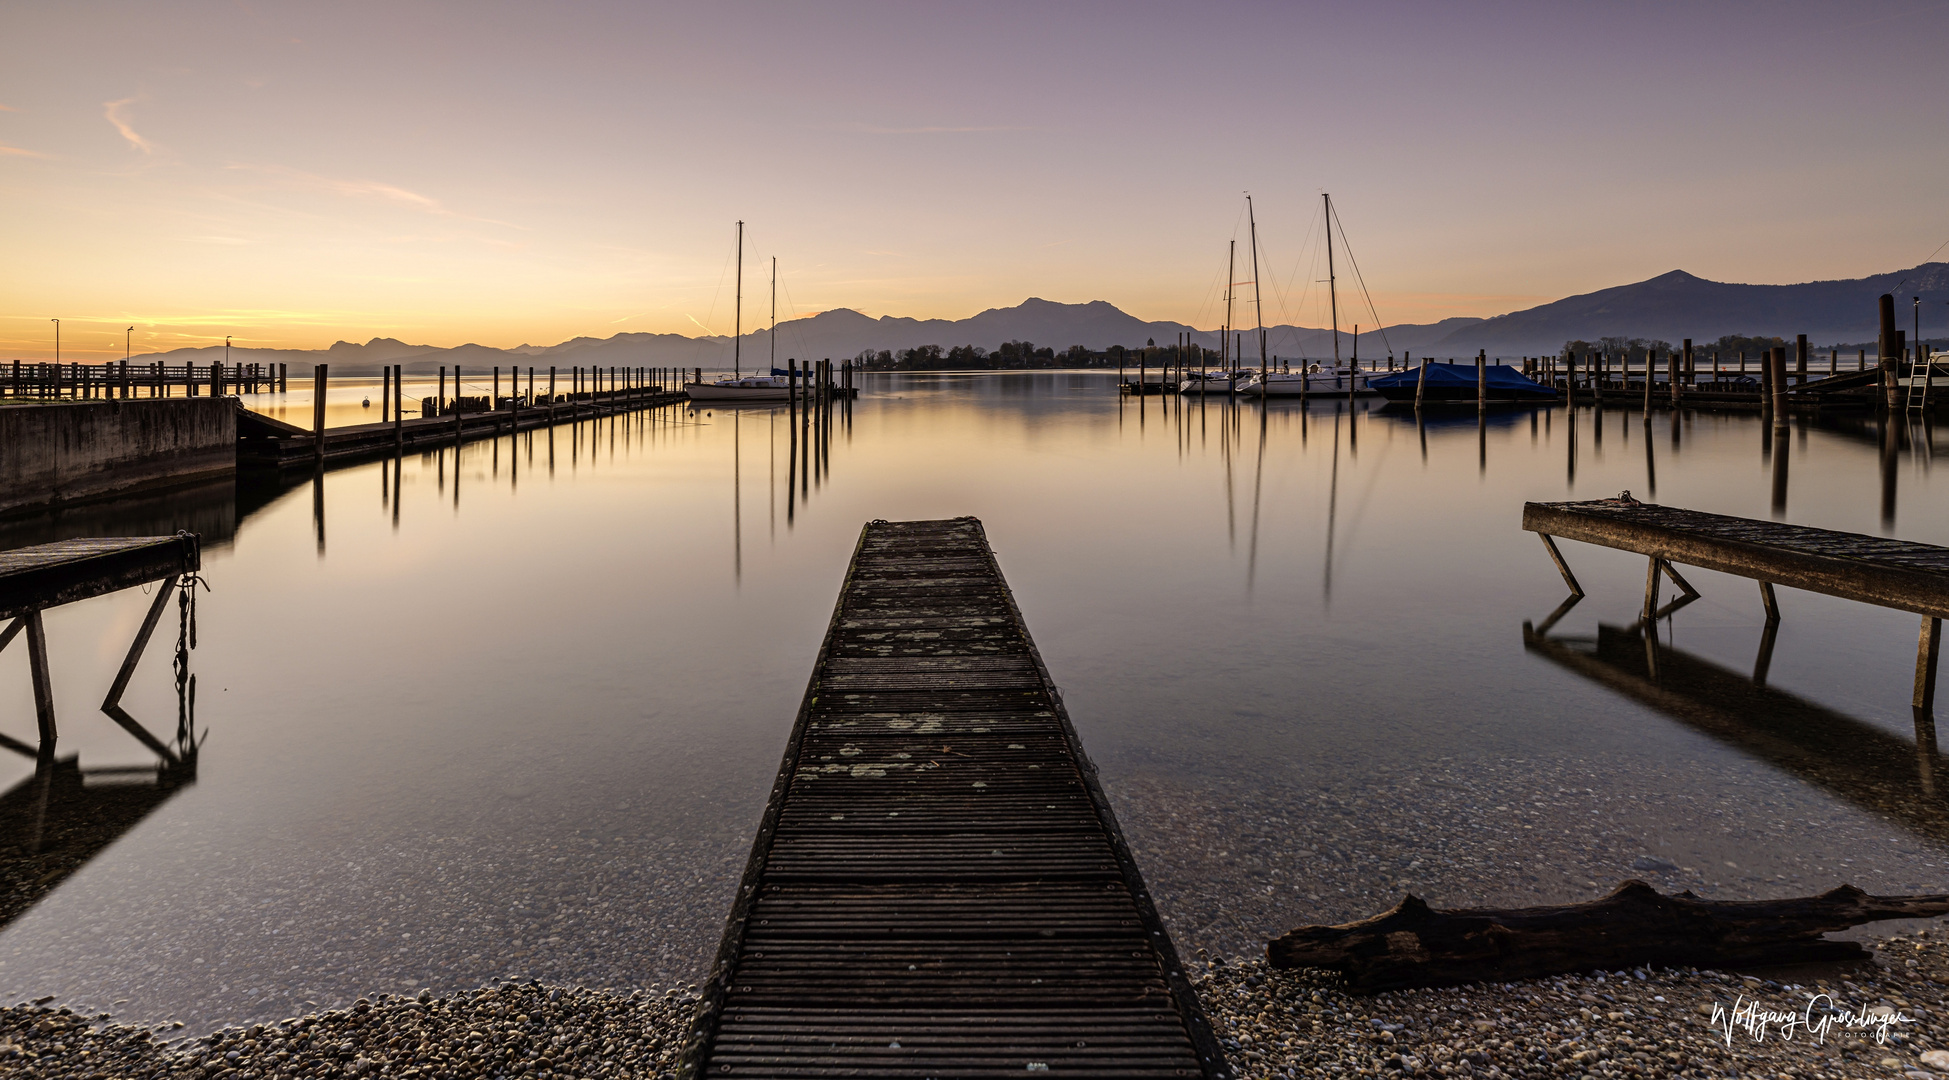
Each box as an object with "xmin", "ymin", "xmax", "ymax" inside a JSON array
[
  {"xmin": 850, "ymin": 340, "xmax": 1222, "ymax": 371},
  {"xmin": 1558, "ymin": 334, "xmax": 1792, "ymax": 362}
]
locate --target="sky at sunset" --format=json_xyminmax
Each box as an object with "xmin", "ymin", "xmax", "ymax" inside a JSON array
[{"xmin": 3, "ymin": 1, "xmax": 1946, "ymax": 360}]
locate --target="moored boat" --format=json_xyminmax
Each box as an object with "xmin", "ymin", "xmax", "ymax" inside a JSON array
[
  {"xmin": 1177, "ymin": 371, "xmax": 1237, "ymax": 394},
  {"xmin": 685, "ymin": 374, "xmax": 794, "ymax": 402},
  {"xmin": 1369, "ymin": 362, "xmax": 1557, "ymax": 405},
  {"xmin": 1237, "ymin": 366, "xmax": 1378, "ymax": 397}
]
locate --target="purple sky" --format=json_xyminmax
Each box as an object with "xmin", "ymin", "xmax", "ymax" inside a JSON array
[{"xmin": 3, "ymin": 1, "xmax": 1946, "ymax": 358}]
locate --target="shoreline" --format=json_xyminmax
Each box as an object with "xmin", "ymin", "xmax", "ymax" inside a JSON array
[{"xmin": 7, "ymin": 923, "xmax": 1948, "ymax": 1079}]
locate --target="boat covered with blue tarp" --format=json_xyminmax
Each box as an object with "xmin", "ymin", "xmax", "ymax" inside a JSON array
[{"xmin": 1369, "ymin": 362, "xmax": 1557, "ymax": 405}]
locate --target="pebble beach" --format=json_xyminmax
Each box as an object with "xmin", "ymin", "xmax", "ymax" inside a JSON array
[{"xmin": 8, "ymin": 923, "xmax": 1949, "ymax": 1080}]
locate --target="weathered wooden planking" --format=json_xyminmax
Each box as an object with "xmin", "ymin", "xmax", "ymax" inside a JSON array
[
  {"xmin": 1523, "ymin": 497, "xmax": 1949, "ymax": 618},
  {"xmin": 681, "ymin": 517, "xmax": 1229, "ymax": 1079},
  {"xmin": 0, "ymin": 535, "xmax": 199, "ymax": 621}
]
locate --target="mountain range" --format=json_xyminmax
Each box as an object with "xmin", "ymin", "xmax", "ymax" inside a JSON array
[{"xmin": 97, "ymin": 262, "xmax": 1949, "ymax": 374}]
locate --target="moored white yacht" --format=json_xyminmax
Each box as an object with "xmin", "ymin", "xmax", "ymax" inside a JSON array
[
  {"xmin": 1236, "ymin": 365, "xmax": 1379, "ymax": 398},
  {"xmin": 685, "ymin": 373, "xmax": 795, "ymax": 402},
  {"xmin": 1177, "ymin": 371, "xmax": 1237, "ymax": 394}
]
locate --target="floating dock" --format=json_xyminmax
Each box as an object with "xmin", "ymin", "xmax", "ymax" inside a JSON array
[{"xmin": 680, "ymin": 517, "xmax": 1228, "ymax": 1079}]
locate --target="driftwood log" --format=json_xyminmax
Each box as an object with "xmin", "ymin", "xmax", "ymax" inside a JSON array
[{"xmin": 1267, "ymin": 881, "xmax": 1949, "ymax": 992}]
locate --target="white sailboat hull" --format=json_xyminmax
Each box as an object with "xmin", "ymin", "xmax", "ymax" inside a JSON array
[
  {"xmin": 1242, "ymin": 372, "xmax": 1380, "ymax": 398},
  {"xmin": 685, "ymin": 382, "xmax": 794, "ymax": 402}
]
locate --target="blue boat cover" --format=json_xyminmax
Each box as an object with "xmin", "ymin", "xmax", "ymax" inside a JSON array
[{"xmin": 1368, "ymin": 362, "xmax": 1552, "ymax": 392}]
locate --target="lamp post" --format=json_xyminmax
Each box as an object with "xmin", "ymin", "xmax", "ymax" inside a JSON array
[
  {"xmin": 1916, "ymin": 298, "xmax": 1922, "ymax": 365},
  {"xmin": 127, "ymin": 326, "xmax": 133, "ymax": 362},
  {"xmin": 50, "ymin": 318, "xmax": 58, "ymax": 400}
]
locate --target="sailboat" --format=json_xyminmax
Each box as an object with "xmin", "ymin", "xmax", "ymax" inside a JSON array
[
  {"xmin": 1238, "ymin": 193, "xmax": 1379, "ymax": 398},
  {"xmin": 1180, "ymin": 239, "xmax": 1239, "ymax": 394},
  {"xmin": 687, "ymin": 225, "xmax": 799, "ymax": 403}
]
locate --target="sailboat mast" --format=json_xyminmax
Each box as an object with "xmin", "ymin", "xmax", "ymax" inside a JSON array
[
  {"xmin": 1248, "ymin": 195, "xmax": 1266, "ymax": 376},
  {"xmin": 734, "ymin": 220, "xmax": 743, "ymax": 378},
  {"xmin": 1325, "ymin": 194, "xmax": 1340, "ymax": 370},
  {"xmin": 1225, "ymin": 239, "xmax": 1236, "ymax": 376},
  {"xmin": 770, "ymin": 256, "xmax": 777, "ymax": 376}
]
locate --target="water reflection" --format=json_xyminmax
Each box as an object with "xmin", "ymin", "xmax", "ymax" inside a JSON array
[
  {"xmin": 0, "ymin": 760, "xmax": 195, "ymax": 932},
  {"xmin": 1524, "ymin": 617, "xmax": 1949, "ymax": 842},
  {"xmin": 4, "ymin": 377, "xmax": 1947, "ymax": 1033}
]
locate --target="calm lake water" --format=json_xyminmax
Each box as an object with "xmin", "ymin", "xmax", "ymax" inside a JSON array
[{"xmin": 2, "ymin": 372, "xmax": 1945, "ymax": 1031}]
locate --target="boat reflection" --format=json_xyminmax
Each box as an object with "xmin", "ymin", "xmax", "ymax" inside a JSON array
[{"xmin": 1523, "ymin": 614, "xmax": 1949, "ymax": 843}]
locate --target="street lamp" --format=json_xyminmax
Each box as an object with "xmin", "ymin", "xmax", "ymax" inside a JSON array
[
  {"xmin": 127, "ymin": 326, "xmax": 133, "ymax": 362},
  {"xmin": 1915, "ymin": 297, "xmax": 1922, "ymax": 366},
  {"xmin": 50, "ymin": 318, "xmax": 58, "ymax": 365}
]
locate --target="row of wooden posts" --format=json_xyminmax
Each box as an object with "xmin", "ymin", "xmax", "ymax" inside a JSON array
[
  {"xmin": 2, "ymin": 360, "xmax": 288, "ymax": 399},
  {"xmin": 307, "ymin": 363, "xmax": 695, "ymax": 462}
]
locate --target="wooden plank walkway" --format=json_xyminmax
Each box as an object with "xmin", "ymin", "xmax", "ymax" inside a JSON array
[
  {"xmin": 680, "ymin": 517, "xmax": 1228, "ymax": 1080},
  {"xmin": 0, "ymin": 535, "xmax": 200, "ymax": 622}
]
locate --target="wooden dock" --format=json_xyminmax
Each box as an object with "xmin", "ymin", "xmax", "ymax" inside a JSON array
[
  {"xmin": 679, "ymin": 517, "xmax": 1228, "ymax": 1080},
  {"xmin": 0, "ymin": 535, "xmax": 200, "ymax": 623},
  {"xmin": 1523, "ymin": 496, "xmax": 1946, "ymax": 710},
  {"xmin": 237, "ymin": 387, "xmax": 688, "ymax": 471},
  {"xmin": 4, "ymin": 359, "xmax": 284, "ymax": 400},
  {"xmin": 0, "ymin": 534, "xmax": 203, "ymax": 765}
]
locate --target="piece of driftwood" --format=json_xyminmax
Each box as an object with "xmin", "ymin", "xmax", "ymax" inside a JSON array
[{"xmin": 1267, "ymin": 880, "xmax": 1949, "ymax": 992}]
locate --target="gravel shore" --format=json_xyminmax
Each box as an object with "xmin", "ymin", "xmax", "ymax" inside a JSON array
[
  {"xmin": 0, "ymin": 981, "xmax": 696, "ymax": 1080},
  {"xmin": 9, "ymin": 925, "xmax": 1949, "ymax": 1079},
  {"xmin": 1195, "ymin": 923, "xmax": 1949, "ymax": 1080}
]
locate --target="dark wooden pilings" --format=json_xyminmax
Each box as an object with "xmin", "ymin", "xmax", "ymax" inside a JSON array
[
  {"xmin": 312, "ymin": 364, "xmax": 328, "ymax": 460},
  {"xmin": 1676, "ymin": 340, "xmax": 1690, "ymax": 405},
  {"xmin": 1476, "ymin": 350, "xmax": 1486, "ymax": 411},
  {"xmin": 1882, "ymin": 293, "xmax": 1903, "ymax": 409}
]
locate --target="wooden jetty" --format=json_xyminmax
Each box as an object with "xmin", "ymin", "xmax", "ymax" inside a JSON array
[
  {"xmin": 4, "ymin": 359, "xmax": 284, "ymax": 399},
  {"xmin": 679, "ymin": 517, "xmax": 1228, "ymax": 1080},
  {"xmin": 0, "ymin": 534, "xmax": 202, "ymax": 765},
  {"xmin": 237, "ymin": 385, "xmax": 688, "ymax": 471},
  {"xmin": 1523, "ymin": 496, "xmax": 1946, "ymax": 710}
]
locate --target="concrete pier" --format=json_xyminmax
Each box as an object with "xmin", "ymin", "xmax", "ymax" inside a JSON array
[{"xmin": 0, "ymin": 399, "xmax": 236, "ymax": 517}]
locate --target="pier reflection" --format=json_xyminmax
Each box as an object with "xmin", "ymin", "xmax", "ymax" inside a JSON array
[
  {"xmin": 1524, "ymin": 617, "xmax": 1949, "ymax": 844},
  {"xmin": 0, "ymin": 759, "xmax": 196, "ymax": 932}
]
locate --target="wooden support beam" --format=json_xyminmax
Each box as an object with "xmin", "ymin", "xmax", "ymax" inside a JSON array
[
  {"xmin": 1538, "ymin": 533, "xmax": 1583, "ymax": 597},
  {"xmin": 1661, "ymin": 560, "xmax": 1700, "ymax": 599},
  {"xmin": 1760, "ymin": 580, "xmax": 1780, "ymax": 622},
  {"xmin": 98, "ymin": 574, "xmax": 183, "ymax": 765},
  {"xmin": 1919, "ymin": 617, "xmax": 1942, "ymax": 713},
  {"xmin": 25, "ymin": 611, "xmax": 55, "ymax": 757}
]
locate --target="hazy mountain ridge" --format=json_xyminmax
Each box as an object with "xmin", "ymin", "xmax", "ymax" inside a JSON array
[
  {"xmin": 81, "ymin": 263, "xmax": 1947, "ymax": 373},
  {"xmin": 1430, "ymin": 263, "xmax": 1949, "ymax": 353}
]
